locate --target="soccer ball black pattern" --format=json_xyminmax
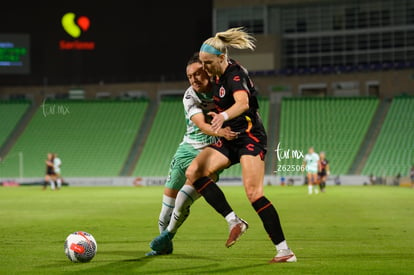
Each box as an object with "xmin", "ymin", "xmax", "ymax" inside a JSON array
[{"xmin": 64, "ymin": 231, "xmax": 97, "ymax": 263}]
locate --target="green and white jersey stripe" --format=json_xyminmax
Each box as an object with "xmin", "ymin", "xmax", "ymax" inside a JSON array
[{"xmin": 181, "ymin": 86, "xmax": 218, "ymax": 150}]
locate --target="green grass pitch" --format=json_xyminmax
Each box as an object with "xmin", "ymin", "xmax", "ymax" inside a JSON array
[{"xmin": 0, "ymin": 185, "xmax": 413, "ymax": 274}]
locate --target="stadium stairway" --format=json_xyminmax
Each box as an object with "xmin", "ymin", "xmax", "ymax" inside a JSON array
[
  {"xmin": 131, "ymin": 97, "xmax": 187, "ymax": 177},
  {"xmin": 361, "ymin": 95, "xmax": 414, "ymax": 176},
  {"xmin": 266, "ymin": 98, "xmax": 281, "ymax": 175},
  {"xmin": 119, "ymin": 99, "xmax": 159, "ymax": 176},
  {"xmin": 348, "ymin": 98, "xmax": 391, "ymax": 174},
  {"xmin": 0, "ymin": 101, "xmax": 36, "ymax": 159}
]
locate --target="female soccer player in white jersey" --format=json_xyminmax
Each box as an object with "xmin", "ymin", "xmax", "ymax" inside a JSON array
[
  {"xmin": 303, "ymin": 146, "xmax": 320, "ymax": 194},
  {"xmin": 53, "ymin": 153, "xmax": 62, "ymax": 190}
]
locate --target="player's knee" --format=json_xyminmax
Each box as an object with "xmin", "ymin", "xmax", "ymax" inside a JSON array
[
  {"xmin": 245, "ymin": 189, "xmax": 262, "ymax": 203},
  {"xmin": 244, "ymin": 181, "xmax": 263, "ymax": 202},
  {"xmin": 185, "ymin": 163, "xmax": 201, "ymax": 182}
]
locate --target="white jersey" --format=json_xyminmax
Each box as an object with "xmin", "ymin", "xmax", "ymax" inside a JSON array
[
  {"xmin": 304, "ymin": 152, "xmax": 319, "ymax": 172},
  {"xmin": 53, "ymin": 157, "xmax": 62, "ymax": 174},
  {"xmin": 181, "ymin": 86, "xmax": 218, "ymax": 150}
]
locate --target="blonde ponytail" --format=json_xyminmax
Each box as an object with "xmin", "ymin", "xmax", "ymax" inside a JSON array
[{"xmin": 200, "ymin": 27, "xmax": 256, "ymax": 55}]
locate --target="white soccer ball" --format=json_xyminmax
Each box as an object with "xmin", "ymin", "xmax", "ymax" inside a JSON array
[{"xmin": 64, "ymin": 231, "xmax": 97, "ymax": 263}]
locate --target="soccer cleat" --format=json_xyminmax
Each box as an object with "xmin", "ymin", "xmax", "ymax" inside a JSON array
[
  {"xmin": 147, "ymin": 232, "xmax": 173, "ymax": 256},
  {"xmin": 145, "ymin": 250, "xmax": 161, "ymax": 256},
  {"xmin": 145, "ymin": 243, "xmax": 173, "ymax": 256},
  {"xmin": 149, "ymin": 230, "xmax": 175, "ymax": 252},
  {"xmin": 225, "ymin": 218, "xmax": 248, "ymax": 248},
  {"xmin": 269, "ymin": 249, "xmax": 297, "ymax": 263}
]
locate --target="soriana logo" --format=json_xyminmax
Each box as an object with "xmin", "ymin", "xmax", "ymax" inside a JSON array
[{"xmin": 59, "ymin": 12, "xmax": 95, "ymax": 50}]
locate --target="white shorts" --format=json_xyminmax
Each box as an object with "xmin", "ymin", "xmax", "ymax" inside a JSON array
[{"xmin": 306, "ymin": 167, "xmax": 318, "ymax": 174}]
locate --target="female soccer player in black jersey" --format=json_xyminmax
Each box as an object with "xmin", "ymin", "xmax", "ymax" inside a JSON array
[{"xmin": 184, "ymin": 27, "xmax": 296, "ymax": 263}]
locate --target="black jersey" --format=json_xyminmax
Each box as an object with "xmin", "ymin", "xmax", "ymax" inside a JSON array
[
  {"xmin": 46, "ymin": 160, "xmax": 55, "ymax": 175},
  {"xmin": 212, "ymin": 60, "xmax": 263, "ymax": 135},
  {"xmin": 320, "ymin": 159, "xmax": 329, "ymax": 172}
]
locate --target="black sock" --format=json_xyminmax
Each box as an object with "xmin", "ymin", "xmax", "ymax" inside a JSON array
[
  {"xmin": 252, "ymin": 196, "xmax": 286, "ymax": 245},
  {"xmin": 193, "ymin": 176, "xmax": 233, "ymax": 218}
]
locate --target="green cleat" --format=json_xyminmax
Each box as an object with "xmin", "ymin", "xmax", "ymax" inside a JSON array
[{"xmin": 149, "ymin": 230, "xmax": 175, "ymax": 253}]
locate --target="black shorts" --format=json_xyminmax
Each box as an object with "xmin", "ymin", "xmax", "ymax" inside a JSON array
[
  {"xmin": 209, "ymin": 132, "xmax": 267, "ymax": 166},
  {"xmin": 46, "ymin": 167, "xmax": 55, "ymax": 176},
  {"xmin": 318, "ymin": 171, "xmax": 327, "ymax": 177}
]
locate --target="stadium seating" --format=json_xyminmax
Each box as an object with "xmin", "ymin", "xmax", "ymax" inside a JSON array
[
  {"xmin": 362, "ymin": 96, "xmax": 414, "ymax": 177},
  {"xmin": 3, "ymin": 95, "xmax": 410, "ymax": 179},
  {"xmin": 0, "ymin": 99, "xmax": 148, "ymax": 177},
  {"xmin": 132, "ymin": 97, "xmax": 185, "ymax": 177},
  {"xmin": 250, "ymin": 61, "xmax": 414, "ymax": 77},
  {"xmin": 0, "ymin": 100, "xmax": 31, "ymax": 148},
  {"xmin": 278, "ymin": 97, "xmax": 379, "ymax": 175}
]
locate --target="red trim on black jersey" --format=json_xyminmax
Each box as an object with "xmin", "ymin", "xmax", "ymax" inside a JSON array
[
  {"xmin": 245, "ymin": 115, "xmax": 260, "ymax": 142},
  {"xmin": 247, "ymin": 132, "xmax": 260, "ymax": 143}
]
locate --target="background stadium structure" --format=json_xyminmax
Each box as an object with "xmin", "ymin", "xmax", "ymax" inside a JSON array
[
  {"xmin": 0, "ymin": 94, "xmax": 412, "ymax": 180},
  {"xmin": 1, "ymin": 0, "xmax": 413, "ymax": 182}
]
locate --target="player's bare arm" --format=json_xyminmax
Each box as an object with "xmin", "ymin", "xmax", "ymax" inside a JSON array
[
  {"xmin": 209, "ymin": 91, "xmax": 249, "ymax": 132},
  {"xmin": 191, "ymin": 113, "xmax": 237, "ymax": 140}
]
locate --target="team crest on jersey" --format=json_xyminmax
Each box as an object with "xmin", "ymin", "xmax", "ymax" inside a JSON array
[
  {"xmin": 219, "ymin": 86, "xmax": 225, "ymax": 98},
  {"xmin": 233, "ymin": 75, "xmax": 240, "ymax": 82}
]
